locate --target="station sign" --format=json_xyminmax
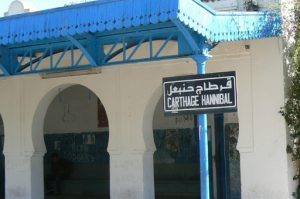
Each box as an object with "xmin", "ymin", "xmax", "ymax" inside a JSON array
[{"xmin": 163, "ymin": 71, "xmax": 237, "ymax": 115}]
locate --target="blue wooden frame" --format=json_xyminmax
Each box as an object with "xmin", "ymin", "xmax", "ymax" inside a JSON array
[
  {"xmin": 6, "ymin": 26, "xmax": 184, "ymax": 75},
  {"xmin": 0, "ymin": 0, "xmax": 281, "ymax": 76}
]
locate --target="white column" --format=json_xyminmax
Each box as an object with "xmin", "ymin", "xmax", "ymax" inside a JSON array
[
  {"xmin": 1, "ymin": 77, "xmax": 45, "ymax": 199},
  {"xmin": 108, "ymin": 67, "xmax": 157, "ymax": 199},
  {"xmin": 110, "ymin": 151, "xmax": 154, "ymax": 199},
  {"xmin": 5, "ymin": 152, "xmax": 44, "ymax": 199}
]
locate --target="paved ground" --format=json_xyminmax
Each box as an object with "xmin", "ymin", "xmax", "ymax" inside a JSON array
[
  {"xmin": 45, "ymin": 195, "xmax": 107, "ymax": 199},
  {"xmin": 45, "ymin": 195, "xmax": 199, "ymax": 199}
]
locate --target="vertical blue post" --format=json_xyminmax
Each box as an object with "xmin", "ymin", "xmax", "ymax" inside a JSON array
[
  {"xmin": 214, "ymin": 113, "xmax": 227, "ymax": 198},
  {"xmin": 193, "ymin": 54, "xmax": 210, "ymax": 199}
]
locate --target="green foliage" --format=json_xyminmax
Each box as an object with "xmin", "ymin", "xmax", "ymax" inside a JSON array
[{"xmin": 281, "ymin": 3, "xmax": 300, "ymax": 198}]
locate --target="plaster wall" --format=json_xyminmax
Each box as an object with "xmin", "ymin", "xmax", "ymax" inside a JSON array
[
  {"xmin": 43, "ymin": 85, "xmax": 106, "ymax": 134},
  {"xmin": 207, "ymin": 38, "xmax": 291, "ymax": 199},
  {"xmin": 242, "ymin": 38, "xmax": 290, "ymax": 199},
  {"xmin": 0, "ymin": 37, "xmax": 292, "ymax": 199}
]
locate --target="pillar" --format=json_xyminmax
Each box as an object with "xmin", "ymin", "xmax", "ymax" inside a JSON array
[
  {"xmin": 109, "ymin": 150, "xmax": 154, "ymax": 199},
  {"xmin": 5, "ymin": 152, "xmax": 44, "ymax": 199},
  {"xmin": 108, "ymin": 67, "xmax": 156, "ymax": 199},
  {"xmin": 1, "ymin": 78, "xmax": 45, "ymax": 199}
]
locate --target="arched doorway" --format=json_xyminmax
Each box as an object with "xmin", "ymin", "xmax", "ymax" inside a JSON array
[
  {"xmin": 153, "ymin": 97, "xmax": 200, "ymax": 199},
  {"xmin": 43, "ymin": 85, "xmax": 109, "ymax": 199},
  {"xmin": 0, "ymin": 115, "xmax": 4, "ymax": 199},
  {"xmin": 152, "ymin": 97, "xmax": 241, "ymax": 199}
]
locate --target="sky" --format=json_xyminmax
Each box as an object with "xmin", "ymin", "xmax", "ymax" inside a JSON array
[{"xmin": 0, "ymin": 0, "xmax": 95, "ymax": 17}]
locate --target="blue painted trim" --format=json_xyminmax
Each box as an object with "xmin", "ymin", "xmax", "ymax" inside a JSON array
[
  {"xmin": 178, "ymin": 0, "xmax": 281, "ymax": 42},
  {"xmin": 0, "ymin": 0, "xmax": 281, "ymax": 45},
  {"xmin": 34, "ymin": 48, "xmax": 49, "ymax": 71},
  {"xmin": 127, "ymin": 35, "xmax": 147, "ymax": 61},
  {"xmin": 193, "ymin": 54, "xmax": 210, "ymax": 199},
  {"xmin": 173, "ymin": 20, "xmax": 200, "ymax": 52},
  {"xmin": 154, "ymin": 32, "xmax": 175, "ymax": 58},
  {"xmin": 0, "ymin": 63, "xmax": 10, "ymax": 76},
  {"xmin": 102, "ymin": 39, "xmax": 120, "ymax": 64},
  {"xmin": 53, "ymin": 45, "xmax": 70, "ymax": 69},
  {"xmin": 50, "ymin": 48, "xmax": 53, "ymax": 68},
  {"xmin": 199, "ymin": 114, "xmax": 209, "ymax": 199},
  {"xmin": 66, "ymin": 35, "xmax": 97, "ymax": 66},
  {"xmin": 15, "ymin": 49, "xmax": 30, "ymax": 72},
  {"xmin": 75, "ymin": 53, "xmax": 85, "ymax": 67},
  {"xmin": 122, "ymin": 38, "xmax": 126, "ymax": 61},
  {"xmin": 8, "ymin": 28, "xmax": 182, "ymax": 75}
]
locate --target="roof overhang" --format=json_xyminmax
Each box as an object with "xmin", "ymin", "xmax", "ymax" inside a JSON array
[{"xmin": 0, "ymin": 0, "xmax": 281, "ymax": 46}]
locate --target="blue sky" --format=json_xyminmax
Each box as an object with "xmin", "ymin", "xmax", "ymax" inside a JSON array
[{"xmin": 0, "ymin": 0, "xmax": 94, "ymax": 17}]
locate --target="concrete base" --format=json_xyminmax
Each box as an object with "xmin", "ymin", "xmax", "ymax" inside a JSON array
[{"xmin": 110, "ymin": 151, "xmax": 154, "ymax": 199}]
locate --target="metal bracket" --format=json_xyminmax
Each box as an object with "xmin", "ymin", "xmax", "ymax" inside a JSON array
[
  {"xmin": 172, "ymin": 19, "xmax": 201, "ymax": 52},
  {"xmin": 0, "ymin": 46, "xmax": 11, "ymax": 76},
  {"xmin": 66, "ymin": 35, "xmax": 97, "ymax": 67},
  {"xmin": 172, "ymin": 19, "xmax": 216, "ymax": 57},
  {"xmin": 0, "ymin": 63, "xmax": 10, "ymax": 76}
]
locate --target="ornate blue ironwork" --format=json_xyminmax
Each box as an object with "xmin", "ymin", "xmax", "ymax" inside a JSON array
[
  {"xmin": 0, "ymin": 0, "xmax": 281, "ymax": 76},
  {"xmin": 6, "ymin": 27, "xmax": 181, "ymax": 75}
]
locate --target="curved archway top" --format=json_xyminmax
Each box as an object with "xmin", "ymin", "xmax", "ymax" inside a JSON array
[{"xmin": 31, "ymin": 83, "xmax": 111, "ymax": 153}]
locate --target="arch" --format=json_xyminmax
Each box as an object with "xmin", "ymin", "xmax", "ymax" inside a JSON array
[
  {"xmin": 32, "ymin": 83, "xmax": 111, "ymax": 154},
  {"xmin": 152, "ymin": 94, "xmax": 199, "ymax": 198},
  {"xmin": 31, "ymin": 83, "xmax": 111, "ymax": 198},
  {"xmin": 32, "ymin": 84, "xmax": 73, "ymax": 154},
  {"xmin": 142, "ymin": 85, "xmax": 163, "ymax": 152},
  {"xmin": 42, "ymin": 85, "xmax": 110, "ymax": 197}
]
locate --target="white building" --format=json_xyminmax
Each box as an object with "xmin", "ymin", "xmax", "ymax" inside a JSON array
[{"xmin": 0, "ymin": 0, "xmax": 294, "ymax": 199}]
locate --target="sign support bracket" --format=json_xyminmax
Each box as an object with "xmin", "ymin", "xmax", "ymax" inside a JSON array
[{"xmin": 174, "ymin": 18, "xmax": 213, "ymax": 199}]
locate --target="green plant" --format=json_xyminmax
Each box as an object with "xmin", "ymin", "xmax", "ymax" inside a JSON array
[
  {"xmin": 244, "ymin": 0, "xmax": 259, "ymax": 11},
  {"xmin": 280, "ymin": 2, "xmax": 300, "ymax": 198}
]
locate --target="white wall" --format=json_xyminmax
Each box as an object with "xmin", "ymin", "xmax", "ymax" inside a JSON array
[
  {"xmin": 241, "ymin": 38, "xmax": 290, "ymax": 199},
  {"xmin": 207, "ymin": 38, "xmax": 291, "ymax": 199},
  {"xmin": 44, "ymin": 85, "xmax": 108, "ymax": 134},
  {"xmin": 0, "ymin": 37, "xmax": 292, "ymax": 199}
]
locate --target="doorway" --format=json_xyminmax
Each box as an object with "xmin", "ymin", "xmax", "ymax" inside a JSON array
[
  {"xmin": 43, "ymin": 85, "xmax": 110, "ymax": 199},
  {"xmin": 152, "ymin": 97, "xmax": 241, "ymax": 199}
]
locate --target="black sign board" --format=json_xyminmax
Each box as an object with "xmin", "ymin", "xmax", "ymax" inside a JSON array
[{"xmin": 163, "ymin": 71, "xmax": 237, "ymax": 115}]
